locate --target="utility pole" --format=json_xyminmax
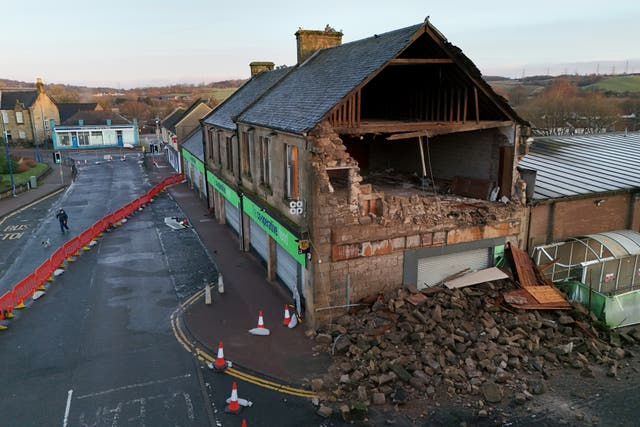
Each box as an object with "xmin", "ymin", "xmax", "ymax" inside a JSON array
[
  {"xmin": 1, "ymin": 113, "xmax": 16, "ymax": 197},
  {"xmin": 31, "ymin": 111, "xmax": 41, "ymax": 162}
]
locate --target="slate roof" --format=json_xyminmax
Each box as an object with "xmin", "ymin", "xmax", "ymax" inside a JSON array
[
  {"xmin": 176, "ymin": 99, "xmax": 210, "ymax": 126},
  {"xmin": 236, "ymin": 21, "xmax": 525, "ymax": 134},
  {"xmin": 203, "ymin": 67, "xmax": 291, "ymax": 130},
  {"xmin": 181, "ymin": 128, "xmax": 204, "ymax": 161},
  {"xmin": 61, "ymin": 110, "xmax": 131, "ymax": 126},
  {"xmin": 162, "ymin": 108, "xmax": 186, "ymax": 133},
  {"xmin": 57, "ymin": 103, "xmax": 98, "ymax": 122},
  {"xmin": 518, "ymin": 132, "xmax": 640, "ymax": 200},
  {"xmin": 0, "ymin": 90, "xmax": 37, "ymax": 109}
]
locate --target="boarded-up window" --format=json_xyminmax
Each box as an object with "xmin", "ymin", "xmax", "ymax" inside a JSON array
[{"xmin": 285, "ymin": 144, "xmax": 299, "ymax": 200}]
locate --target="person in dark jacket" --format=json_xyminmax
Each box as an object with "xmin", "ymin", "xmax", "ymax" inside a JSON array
[{"xmin": 56, "ymin": 209, "xmax": 69, "ymax": 233}]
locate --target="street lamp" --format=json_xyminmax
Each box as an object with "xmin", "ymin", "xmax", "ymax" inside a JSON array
[{"xmin": 1, "ymin": 112, "xmax": 16, "ymax": 197}]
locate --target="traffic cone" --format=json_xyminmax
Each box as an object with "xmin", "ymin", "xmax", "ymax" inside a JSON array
[
  {"xmin": 283, "ymin": 305, "xmax": 291, "ymax": 326},
  {"xmin": 212, "ymin": 341, "xmax": 227, "ymax": 372},
  {"xmin": 241, "ymin": 419, "xmax": 247, "ymax": 427},
  {"xmin": 257, "ymin": 310, "xmax": 265, "ymax": 329},
  {"xmin": 225, "ymin": 382, "xmax": 241, "ymax": 414},
  {"xmin": 249, "ymin": 310, "xmax": 270, "ymax": 335}
]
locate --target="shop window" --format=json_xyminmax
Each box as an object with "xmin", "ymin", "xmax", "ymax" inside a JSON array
[
  {"xmin": 91, "ymin": 131, "xmax": 103, "ymax": 145},
  {"xmin": 285, "ymin": 144, "xmax": 299, "ymax": 200},
  {"xmin": 78, "ymin": 132, "xmax": 90, "ymax": 146},
  {"xmin": 59, "ymin": 133, "xmax": 71, "ymax": 146}
]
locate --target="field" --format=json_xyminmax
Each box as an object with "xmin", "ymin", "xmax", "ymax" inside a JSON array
[{"xmin": 584, "ymin": 75, "xmax": 640, "ymax": 93}]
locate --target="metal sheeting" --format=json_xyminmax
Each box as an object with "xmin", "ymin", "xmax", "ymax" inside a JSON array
[
  {"xmin": 224, "ymin": 200, "xmax": 240, "ymax": 234},
  {"xmin": 277, "ymin": 244, "xmax": 299, "ymax": 296},
  {"xmin": 417, "ymin": 248, "xmax": 491, "ymax": 289},
  {"xmin": 250, "ymin": 220, "xmax": 269, "ymax": 262},
  {"xmin": 518, "ymin": 132, "xmax": 640, "ymax": 199}
]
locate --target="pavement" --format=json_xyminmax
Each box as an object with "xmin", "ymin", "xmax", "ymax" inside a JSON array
[
  {"xmin": 0, "ymin": 148, "xmax": 71, "ymax": 220},
  {"xmin": 0, "ymin": 150, "xmax": 330, "ymax": 390}
]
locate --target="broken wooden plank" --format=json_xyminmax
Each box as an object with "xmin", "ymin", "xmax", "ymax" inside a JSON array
[
  {"xmin": 444, "ymin": 267, "xmax": 508, "ymax": 289},
  {"xmin": 523, "ymin": 285, "xmax": 568, "ymax": 304},
  {"xmin": 507, "ymin": 242, "xmax": 540, "ymax": 287},
  {"xmin": 405, "ymin": 292, "xmax": 428, "ymax": 306}
]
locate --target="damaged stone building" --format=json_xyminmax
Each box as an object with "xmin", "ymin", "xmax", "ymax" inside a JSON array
[{"xmin": 201, "ymin": 19, "xmax": 530, "ymax": 325}]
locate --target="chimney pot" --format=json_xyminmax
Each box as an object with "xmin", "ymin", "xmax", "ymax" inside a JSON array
[{"xmin": 295, "ymin": 26, "xmax": 343, "ymax": 64}]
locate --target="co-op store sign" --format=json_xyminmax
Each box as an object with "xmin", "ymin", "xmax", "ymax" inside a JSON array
[{"xmin": 206, "ymin": 171, "xmax": 304, "ymax": 266}]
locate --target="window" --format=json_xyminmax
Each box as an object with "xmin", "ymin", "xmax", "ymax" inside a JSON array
[
  {"xmin": 91, "ymin": 131, "xmax": 103, "ymax": 145},
  {"xmin": 216, "ymin": 132, "xmax": 222, "ymax": 165},
  {"xmin": 15, "ymin": 111, "xmax": 23, "ymax": 124},
  {"xmin": 5, "ymin": 130, "xmax": 12, "ymax": 143},
  {"xmin": 78, "ymin": 132, "xmax": 90, "ymax": 146},
  {"xmin": 1, "ymin": 111, "xmax": 9, "ymax": 124},
  {"xmin": 225, "ymin": 136, "xmax": 233, "ymax": 172},
  {"xmin": 285, "ymin": 144, "xmax": 299, "ymax": 200},
  {"xmin": 59, "ymin": 133, "xmax": 71, "ymax": 146},
  {"xmin": 259, "ymin": 136, "xmax": 271, "ymax": 187},
  {"xmin": 207, "ymin": 129, "xmax": 215, "ymax": 162},
  {"xmin": 18, "ymin": 130, "xmax": 26, "ymax": 139},
  {"xmin": 241, "ymin": 131, "xmax": 252, "ymax": 178}
]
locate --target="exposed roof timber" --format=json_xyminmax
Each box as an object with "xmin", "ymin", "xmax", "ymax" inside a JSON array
[
  {"xmin": 389, "ymin": 58, "xmax": 454, "ymax": 65},
  {"xmin": 385, "ymin": 120, "xmax": 513, "ymax": 140}
]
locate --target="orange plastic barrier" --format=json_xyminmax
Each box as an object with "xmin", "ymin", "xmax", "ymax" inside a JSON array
[
  {"xmin": 0, "ymin": 291, "xmax": 14, "ymax": 319},
  {"xmin": 35, "ymin": 262, "xmax": 52, "ymax": 287},
  {"xmin": 51, "ymin": 247, "xmax": 65, "ymax": 269},
  {"xmin": 13, "ymin": 273, "xmax": 36, "ymax": 306}
]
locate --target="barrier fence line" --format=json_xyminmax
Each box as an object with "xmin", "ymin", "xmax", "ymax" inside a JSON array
[{"xmin": 0, "ymin": 174, "xmax": 184, "ymax": 328}]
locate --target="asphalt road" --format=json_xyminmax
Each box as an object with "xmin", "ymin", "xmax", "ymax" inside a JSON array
[{"xmin": 0, "ymin": 152, "xmax": 350, "ymax": 427}]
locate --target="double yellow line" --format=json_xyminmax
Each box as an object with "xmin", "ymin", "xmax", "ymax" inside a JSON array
[{"xmin": 170, "ymin": 289, "xmax": 315, "ymax": 398}]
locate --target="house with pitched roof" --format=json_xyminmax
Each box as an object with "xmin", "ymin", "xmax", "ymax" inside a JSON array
[
  {"xmin": 181, "ymin": 127, "xmax": 206, "ymax": 200},
  {"xmin": 0, "ymin": 78, "xmax": 59, "ymax": 146},
  {"xmin": 203, "ymin": 20, "xmax": 530, "ymax": 324},
  {"xmin": 56, "ymin": 102, "xmax": 102, "ymax": 122},
  {"xmin": 51, "ymin": 110, "xmax": 138, "ymax": 149}
]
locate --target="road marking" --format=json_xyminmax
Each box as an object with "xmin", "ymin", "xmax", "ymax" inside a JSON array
[
  {"xmin": 63, "ymin": 389, "xmax": 73, "ymax": 427},
  {"xmin": 75, "ymin": 374, "xmax": 192, "ymax": 399},
  {"xmin": 169, "ymin": 289, "xmax": 316, "ymax": 398}
]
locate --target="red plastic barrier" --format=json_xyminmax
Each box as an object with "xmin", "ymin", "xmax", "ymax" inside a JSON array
[
  {"xmin": 79, "ymin": 229, "xmax": 93, "ymax": 247},
  {"xmin": 0, "ymin": 291, "xmax": 14, "ymax": 319},
  {"xmin": 13, "ymin": 273, "xmax": 36, "ymax": 306},
  {"xmin": 50, "ymin": 247, "xmax": 65, "ymax": 268},
  {"xmin": 63, "ymin": 237, "xmax": 81, "ymax": 259},
  {"xmin": 35, "ymin": 261, "xmax": 53, "ymax": 287}
]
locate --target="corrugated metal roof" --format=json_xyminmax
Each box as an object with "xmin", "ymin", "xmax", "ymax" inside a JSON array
[
  {"xmin": 519, "ymin": 132, "xmax": 640, "ymax": 200},
  {"xmin": 181, "ymin": 128, "xmax": 203, "ymax": 161}
]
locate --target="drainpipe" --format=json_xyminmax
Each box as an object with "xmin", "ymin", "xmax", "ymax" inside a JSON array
[{"xmin": 232, "ymin": 132, "xmax": 245, "ymax": 252}]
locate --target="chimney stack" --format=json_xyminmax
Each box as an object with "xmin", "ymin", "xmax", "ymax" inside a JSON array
[
  {"xmin": 295, "ymin": 25, "xmax": 343, "ymax": 64},
  {"xmin": 249, "ymin": 62, "xmax": 275, "ymax": 77},
  {"xmin": 36, "ymin": 77, "xmax": 44, "ymax": 94}
]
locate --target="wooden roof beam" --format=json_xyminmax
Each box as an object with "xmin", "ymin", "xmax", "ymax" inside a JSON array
[{"xmin": 386, "ymin": 120, "xmax": 513, "ymax": 140}]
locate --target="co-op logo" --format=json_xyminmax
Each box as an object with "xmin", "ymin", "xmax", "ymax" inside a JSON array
[{"xmin": 289, "ymin": 200, "xmax": 303, "ymax": 215}]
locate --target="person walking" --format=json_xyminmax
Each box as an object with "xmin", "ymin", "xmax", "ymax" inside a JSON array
[{"xmin": 56, "ymin": 209, "xmax": 69, "ymax": 233}]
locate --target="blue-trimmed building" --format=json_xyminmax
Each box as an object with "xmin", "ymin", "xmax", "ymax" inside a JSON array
[{"xmin": 51, "ymin": 110, "xmax": 139, "ymax": 150}]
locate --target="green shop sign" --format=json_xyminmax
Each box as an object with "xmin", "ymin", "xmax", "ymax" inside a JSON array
[
  {"xmin": 206, "ymin": 170, "xmax": 240, "ymax": 207},
  {"xmin": 243, "ymin": 197, "xmax": 306, "ymax": 266},
  {"xmin": 182, "ymin": 149, "xmax": 204, "ymax": 174}
]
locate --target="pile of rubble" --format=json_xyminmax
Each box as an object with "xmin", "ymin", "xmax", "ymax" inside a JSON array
[{"xmin": 308, "ymin": 280, "xmax": 639, "ymax": 420}]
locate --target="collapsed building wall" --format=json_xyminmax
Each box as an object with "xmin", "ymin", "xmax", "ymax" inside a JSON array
[{"xmin": 308, "ymin": 121, "xmax": 523, "ymax": 324}]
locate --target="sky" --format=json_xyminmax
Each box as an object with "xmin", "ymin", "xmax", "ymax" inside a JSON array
[{"xmin": 1, "ymin": 0, "xmax": 639, "ymax": 89}]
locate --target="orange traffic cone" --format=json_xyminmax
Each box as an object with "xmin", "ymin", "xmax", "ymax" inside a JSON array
[
  {"xmin": 257, "ymin": 310, "xmax": 265, "ymax": 329},
  {"xmin": 225, "ymin": 382, "xmax": 241, "ymax": 414},
  {"xmin": 283, "ymin": 305, "xmax": 291, "ymax": 326},
  {"xmin": 241, "ymin": 419, "xmax": 247, "ymax": 427},
  {"xmin": 213, "ymin": 341, "xmax": 227, "ymax": 372}
]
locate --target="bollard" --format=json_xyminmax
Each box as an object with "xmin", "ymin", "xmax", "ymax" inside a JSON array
[
  {"xmin": 205, "ymin": 282, "xmax": 212, "ymax": 305},
  {"xmin": 217, "ymin": 274, "xmax": 224, "ymax": 294}
]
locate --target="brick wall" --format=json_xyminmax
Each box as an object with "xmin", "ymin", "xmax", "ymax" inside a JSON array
[{"xmin": 527, "ymin": 192, "xmax": 640, "ymax": 250}]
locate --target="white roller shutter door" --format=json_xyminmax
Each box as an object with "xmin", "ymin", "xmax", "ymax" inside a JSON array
[
  {"xmin": 224, "ymin": 200, "xmax": 240, "ymax": 234},
  {"xmin": 417, "ymin": 248, "xmax": 490, "ymax": 289},
  {"xmin": 250, "ymin": 220, "xmax": 268, "ymax": 262},
  {"xmin": 276, "ymin": 244, "xmax": 298, "ymax": 294}
]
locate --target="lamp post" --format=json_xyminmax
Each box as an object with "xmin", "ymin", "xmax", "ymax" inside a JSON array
[{"xmin": 1, "ymin": 113, "xmax": 16, "ymax": 197}]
